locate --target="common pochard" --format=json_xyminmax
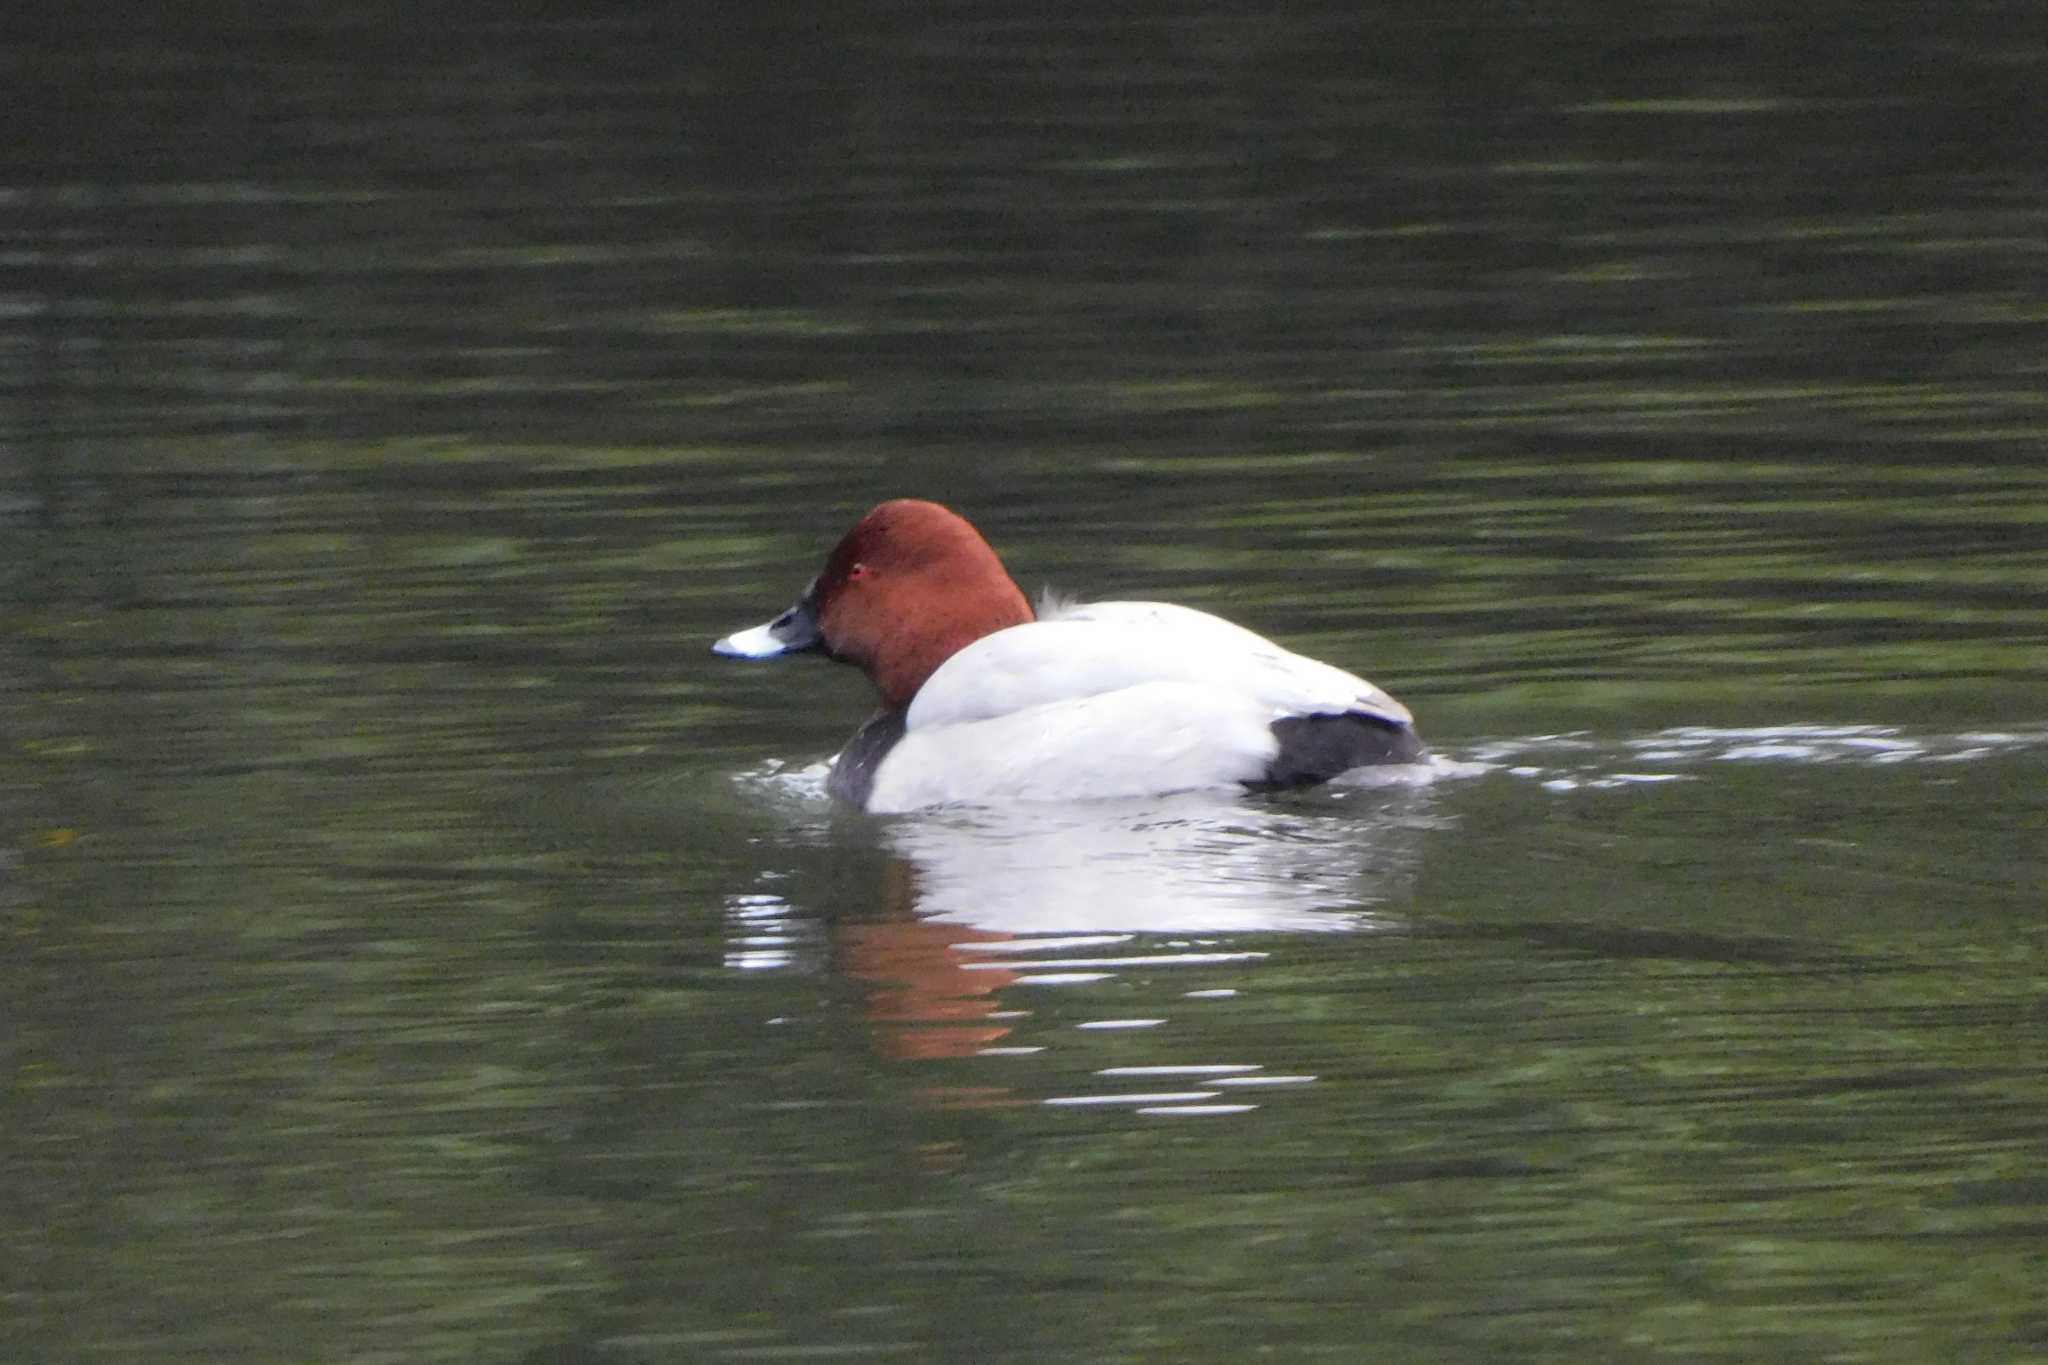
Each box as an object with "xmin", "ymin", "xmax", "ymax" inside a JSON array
[{"xmin": 714, "ymin": 499, "xmax": 1424, "ymax": 811}]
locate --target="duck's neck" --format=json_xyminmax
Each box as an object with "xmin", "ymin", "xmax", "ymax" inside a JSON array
[{"xmin": 869, "ymin": 581, "xmax": 1033, "ymax": 710}]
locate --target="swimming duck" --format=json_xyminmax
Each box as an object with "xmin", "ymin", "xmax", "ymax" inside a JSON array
[{"xmin": 714, "ymin": 499, "xmax": 1424, "ymax": 811}]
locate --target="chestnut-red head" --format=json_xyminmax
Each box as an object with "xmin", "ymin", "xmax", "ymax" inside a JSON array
[{"xmin": 714, "ymin": 499, "xmax": 1035, "ymax": 710}]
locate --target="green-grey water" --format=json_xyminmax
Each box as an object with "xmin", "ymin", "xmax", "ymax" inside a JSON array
[{"xmin": 5, "ymin": 9, "xmax": 2046, "ymax": 1364}]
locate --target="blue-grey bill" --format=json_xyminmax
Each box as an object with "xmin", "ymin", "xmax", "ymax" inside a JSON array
[
  {"xmin": 714, "ymin": 620, "xmax": 792, "ymax": 658},
  {"xmin": 713, "ymin": 589, "xmax": 824, "ymax": 658}
]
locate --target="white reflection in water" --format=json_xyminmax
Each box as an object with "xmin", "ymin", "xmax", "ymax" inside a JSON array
[
  {"xmin": 880, "ymin": 788, "xmax": 1423, "ymax": 935},
  {"xmin": 727, "ymin": 774, "xmax": 1429, "ymax": 1113},
  {"xmin": 841, "ymin": 790, "xmax": 1430, "ymax": 1112},
  {"xmin": 719, "ymin": 891, "xmax": 826, "ymax": 973},
  {"xmin": 1044, "ymin": 1092, "xmax": 1221, "ymax": 1106},
  {"xmin": 1100, "ymin": 1065, "xmax": 1261, "ymax": 1076}
]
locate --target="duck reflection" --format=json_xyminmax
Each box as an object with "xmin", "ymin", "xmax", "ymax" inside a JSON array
[
  {"xmin": 831, "ymin": 789, "xmax": 1429, "ymax": 1103},
  {"xmin": 878, "ymin": 789, "xmax": 1420, "ymax": 934}
]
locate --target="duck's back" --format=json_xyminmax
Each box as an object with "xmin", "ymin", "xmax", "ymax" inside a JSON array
[{"xmin": 904, "ymin": 600, "xmax": 1412, "ymax": 732}]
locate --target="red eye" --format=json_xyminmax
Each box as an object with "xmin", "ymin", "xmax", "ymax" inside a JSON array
[{"xmin": 848, "ymin": 562, "xmax": 872, "ymax": 582}]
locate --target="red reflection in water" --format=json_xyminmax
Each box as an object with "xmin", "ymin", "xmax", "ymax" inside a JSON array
[{"xmin": 837, "ymin": 917, "xmax": 1020, "ymax": 1063}]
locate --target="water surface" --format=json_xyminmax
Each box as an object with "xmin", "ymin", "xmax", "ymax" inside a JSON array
[{"xmin": 5, "ymin": 8, "xmax": 2046, "ymax": 1363}]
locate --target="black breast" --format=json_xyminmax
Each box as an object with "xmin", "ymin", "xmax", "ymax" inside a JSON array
[
  {"xmin": 825, "ymin": 708, "xmax": 909, "ymax": 807},
  {"xmin": 1256, "ymin": 713, "xmax": 1426, "ymax": 789}
]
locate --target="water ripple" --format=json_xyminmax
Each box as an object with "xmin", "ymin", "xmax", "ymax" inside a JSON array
[{"xmin": 1466, "ymin": 722, "xmax": 2047, "ymax": 789}]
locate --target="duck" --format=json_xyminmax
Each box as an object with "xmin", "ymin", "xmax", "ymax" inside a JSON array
[{"xmin": 713, "ymin": 499, "xmax": 1425, "ymax": 812}]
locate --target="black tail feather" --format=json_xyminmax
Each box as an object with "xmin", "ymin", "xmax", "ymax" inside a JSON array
[{"xmin": 1257, "ymin": 713, "xmax": 1426, "ymax": 788}]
